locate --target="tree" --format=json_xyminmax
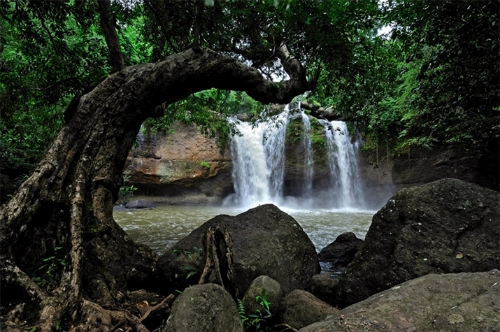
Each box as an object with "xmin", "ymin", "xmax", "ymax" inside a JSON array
[{"xmin": 0, "ymin": 0, "xmax": 377, "ymax": 330}]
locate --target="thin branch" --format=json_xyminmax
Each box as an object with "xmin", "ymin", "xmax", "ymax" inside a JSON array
[
  {"xmin": 144, "ymin": 0, "xmax": 179, "ymax": 53},
  {"xmin": 97, "ymin": 0, "xmax": 125, "ymax": 73},
  {"xmin": 192, "ymin": 0, "xmax": 204, "ymax": 52}
]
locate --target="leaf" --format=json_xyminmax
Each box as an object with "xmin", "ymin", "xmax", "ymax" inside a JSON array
[{"xmin": 455, "ymin": 253, "xmax": 463, "ymax": 259}]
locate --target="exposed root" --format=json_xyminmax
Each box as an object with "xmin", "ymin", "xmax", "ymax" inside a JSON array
[{"xmin": 198, "ymin": 225, "xmax": 238, "ymax": 299}]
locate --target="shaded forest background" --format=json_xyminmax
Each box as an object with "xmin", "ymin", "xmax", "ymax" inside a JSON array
[{"xmin": 1, "ymin": 0, "xmax": 499, "ymax": 204}]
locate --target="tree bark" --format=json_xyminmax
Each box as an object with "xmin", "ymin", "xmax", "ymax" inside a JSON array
[
  {"xmin": 98, "ymin": 0, "xmax": 125, "ymax": 73},
  {"xmin": 0, "ymin": 48, "xmax": 313, "ymax": 331}
]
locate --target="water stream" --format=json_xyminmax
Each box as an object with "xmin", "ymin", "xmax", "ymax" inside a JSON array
[{"xmin": 114, "ymin": 206, "xmax": 373, "ymax": 257}]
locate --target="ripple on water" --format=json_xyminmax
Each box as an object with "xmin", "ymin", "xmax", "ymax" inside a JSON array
[{"xmin": 114, "ymin": 206, "xmax": 374, "ymax": 255}]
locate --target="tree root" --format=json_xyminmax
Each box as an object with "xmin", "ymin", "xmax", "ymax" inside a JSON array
[{"xmin": 198, "ymin": 225, "xmax": 238, "ymax": 300}]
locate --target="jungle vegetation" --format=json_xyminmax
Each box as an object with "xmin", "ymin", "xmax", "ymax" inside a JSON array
[
  {"xmin": 0, "ymin": 0, "xmax": 498, "ymax": 330},
  {"xmin": 1, "ymin": 0, "xmax": 498, "ymax": 202}
]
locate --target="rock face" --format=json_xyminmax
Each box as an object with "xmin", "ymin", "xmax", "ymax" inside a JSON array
[
  {"xmin": 357, "ymin": 144, "xmax": 500, "ymax": 201},
  {"xmin": 336, "ymin": 178, "xmax": 500, "ymax": 307},
  {"xmin": 125, "ymin": 122, "xmax": 233, "ymax": 205},
  {"xmin": 124, "ymin": 119, "xmax": 498, "ymax": 206},
  {"xmin": 318, "ymin": 232, "xmax": 363, "ymax": 272},
  {"xmin": 158, "ymin": 204, "xmax": 320, "ymax": 296},
  {"xmin": 280, "ymin": 290, "xmax": 339, "ymax": 330},
  {"xmin": 165, "ymin": 283, "xmax": 244, "ymax": 332},
  {"xmin": 300, "ymin": 270, "xmax": 500, "ymax": 332}
]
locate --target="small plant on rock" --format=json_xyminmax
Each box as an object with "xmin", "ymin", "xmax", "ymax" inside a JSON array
[
  {"xmin": 238, "ymin": 288, "xmax": 273, "ymax": 332},
  {"xmin": 117, "ymin": 170, "xmax": 138, "ymax": 205},
  {"xmin": 200, "ymin": 161, "xmax": 211, "ymax": 169}
]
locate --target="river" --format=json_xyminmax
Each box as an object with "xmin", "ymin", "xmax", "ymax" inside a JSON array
[{"xmin": 114, "ymin": 205, "xmax": 374, "ymax": 257}]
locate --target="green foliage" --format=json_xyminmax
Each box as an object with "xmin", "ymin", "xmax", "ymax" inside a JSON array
[
  {"xmin": 387, "ymin": 0, "xmax": 499, "ymax": 150},
  {"xmin": 238, "ymin": 289, "xmax": 273, "ymax": 332},
  {"xmin": 32, "ymin": 246, "xmax": 66, "ymax": 291},
  {"xmin": 3, "ymin": 0, "xmax": 497, "ymax": 201},
  {"xmin": 200, "ymin": 161, "xmax": 211, "ymax": 169},
  {"xmin": 172, "ymin": 247, "xmax": 202, "ymax": 280},
  {"xmin": 146, "ymin": 89, "xmax": 259, "ymax": 148},
  {"xmin": 117, "ymin": 171, "xmax": 137, "ymax": 205}
]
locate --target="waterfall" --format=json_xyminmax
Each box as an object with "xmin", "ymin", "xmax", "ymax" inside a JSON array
[
  {"xmin": 300, "ymin": 109, "xmax": 314, "ymax": 200},
  {"xmin": 227, "ymin": 105, "xmax": 367, "ymax": 210},
  {"xmin": 321, "ymin": 120, "xmax": 365, "ymax": 209},
  {"xmin": 226, "ymin": 107, "xmax": 289, "ymax": 208}
]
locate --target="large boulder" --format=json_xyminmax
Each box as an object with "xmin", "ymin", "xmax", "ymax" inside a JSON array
[
  {"xmin": 300, "ymin": 270, "xmax": 500, "ymax": 332},
  {"xmin": 309, "ymin": 274, "xmax": 338, "ymax": 305},
  {"xmin": 280, "ymin": 290, "xmax": 339, "ymax": 330},
  {"xmin": 318, "ymin": 232, "xmax": 363, "ymax": 273},
  {"xmin": 158, "ymin": 204, "xmax": 320, "ymax": 296},
  {"xmin": 336, "ymin": 178, "xmax": 500, "ymax": 307},
  {"xmin": 165, "ymin": 283, "xmax": 244, "ymax": 332}
]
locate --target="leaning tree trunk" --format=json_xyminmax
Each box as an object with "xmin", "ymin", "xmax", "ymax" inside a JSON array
[{"xmin": 0, "ymin": 48, "xmax": 313, "ymax": 331}]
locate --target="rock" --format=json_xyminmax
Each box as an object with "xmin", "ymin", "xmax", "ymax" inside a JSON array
[
  {"xmin": 318, "ymin": 232, "xmax": 363, "ymax": 271},
  {"xmin": 300, "ymin": 270, "xmax": 500, "ymax": 332},
  {"xmin": 113, "ymin": 205, "xmax": 128, "ymax": 211},
  {"xmin": 309, "ymin": 274, "xmax": 339, "ymax": 304},
  {"xmin": 158, "ymin": 204, "xmax": 320, "ymax": 296},
  {"xmin": 336, "ymin": 178, "xmax": 500, "ymax": 307},
  {"xmin": 124, "ymin": 122, "xmax": 233, "ymax": 204},
  {"xmin": 125, "ymin": 199, "xmax": 156, "ymax": 209},
  {"xmin": 280, "ymin": 290, "xmax": 339, "ymax": 330},
  {"xmin": 242, "ymin": 276, "xmax": 282, "ymax": 315},
  {"xmin": 165, "ymin": 283, "xmax": 244, "ymax": 332}
]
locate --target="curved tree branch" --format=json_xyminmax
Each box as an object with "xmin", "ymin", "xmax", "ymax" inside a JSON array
[{"xmin": 0, "ymin": 46, "xmax": 315, "ymax": 330}]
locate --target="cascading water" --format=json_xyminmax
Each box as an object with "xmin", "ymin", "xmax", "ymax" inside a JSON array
[
  {"xmin": 225, "ymin": 106, "xmax": 289, "ymax": 208},
  {"xmin": 227, "ymin": 105, "xmax": 367, "ymax": 210},
  {"xmin": 300, "ymin": 109, "xmax": 314, "ymax": 200},
  {"xmin": 321, "ymin": 120, "xmax": 365, "ymax": 209}
]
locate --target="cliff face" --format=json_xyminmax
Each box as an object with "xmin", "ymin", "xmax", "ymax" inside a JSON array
[
  {"xmin": 124, "ymin": 122, "xmax": 233, "ymax": 205},
  {"xmin": 125, "ymin": 121, "xmax": 498, "ymax": 206}
]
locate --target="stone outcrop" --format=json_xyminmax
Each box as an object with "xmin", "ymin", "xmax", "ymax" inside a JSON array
[
  {"xmin": 165, "ymin": 283, "xmax": 244, "ymax": 332},
  {"xmin": 357, "ymin": 143, "xmax": 500, "ymax": 201},
  {"xmin": 125, "ymin": 122, "xmax": 233, "ymax": 205},
  {"xmin": 300, "ymin": 270, "xmax": 500, "ymax": 332},
  {"xmin": 318, "ymin": 232, "xmax": 363, "ymax": 274},
  {"xmin": 157, "ymin": 204, "xmax": 320, "ymax": 296},
  {"xmin": 124, "ymin": 118, "xmax": 498, "ymax": 206},
  {"xmin": 336, "ymin": 178, "xmax": 500, "ymax": 307},
  {"xmin": 280, "ymin": 290, "xmax": 339, "ymax": 330}
]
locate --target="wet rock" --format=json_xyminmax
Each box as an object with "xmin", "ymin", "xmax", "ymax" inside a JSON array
[
  {"xmin": 300, "ymin": 270, "xmax": 500, "ymax": 332},
  {"xmin": 318, "ymin": 232, "xmax": 363, "ymax": 272},
  {"xmin": 280, "ymin": 290, "xmax": 339, "ymax": 330},
  {"xmin": 125, "ymin": 199, "xmax": 156, "ymax": 209},
  {"xmin": 242, "ymin": 276, "xmax": 282, "ymax": 315},
  {"xmin": 336, "ymin": 178, "xmax": 500, "ymax": 307},
  {"xmin": 158, "ymin": 204, "xmax": 320, "ymax": 296},
  {"xmin": 165, "ymin": 283, "xmax": 244, "ymax": 332},
  {"xmin": 309, "ymin": 274, "xmax": 339, "ymax": 305}
]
